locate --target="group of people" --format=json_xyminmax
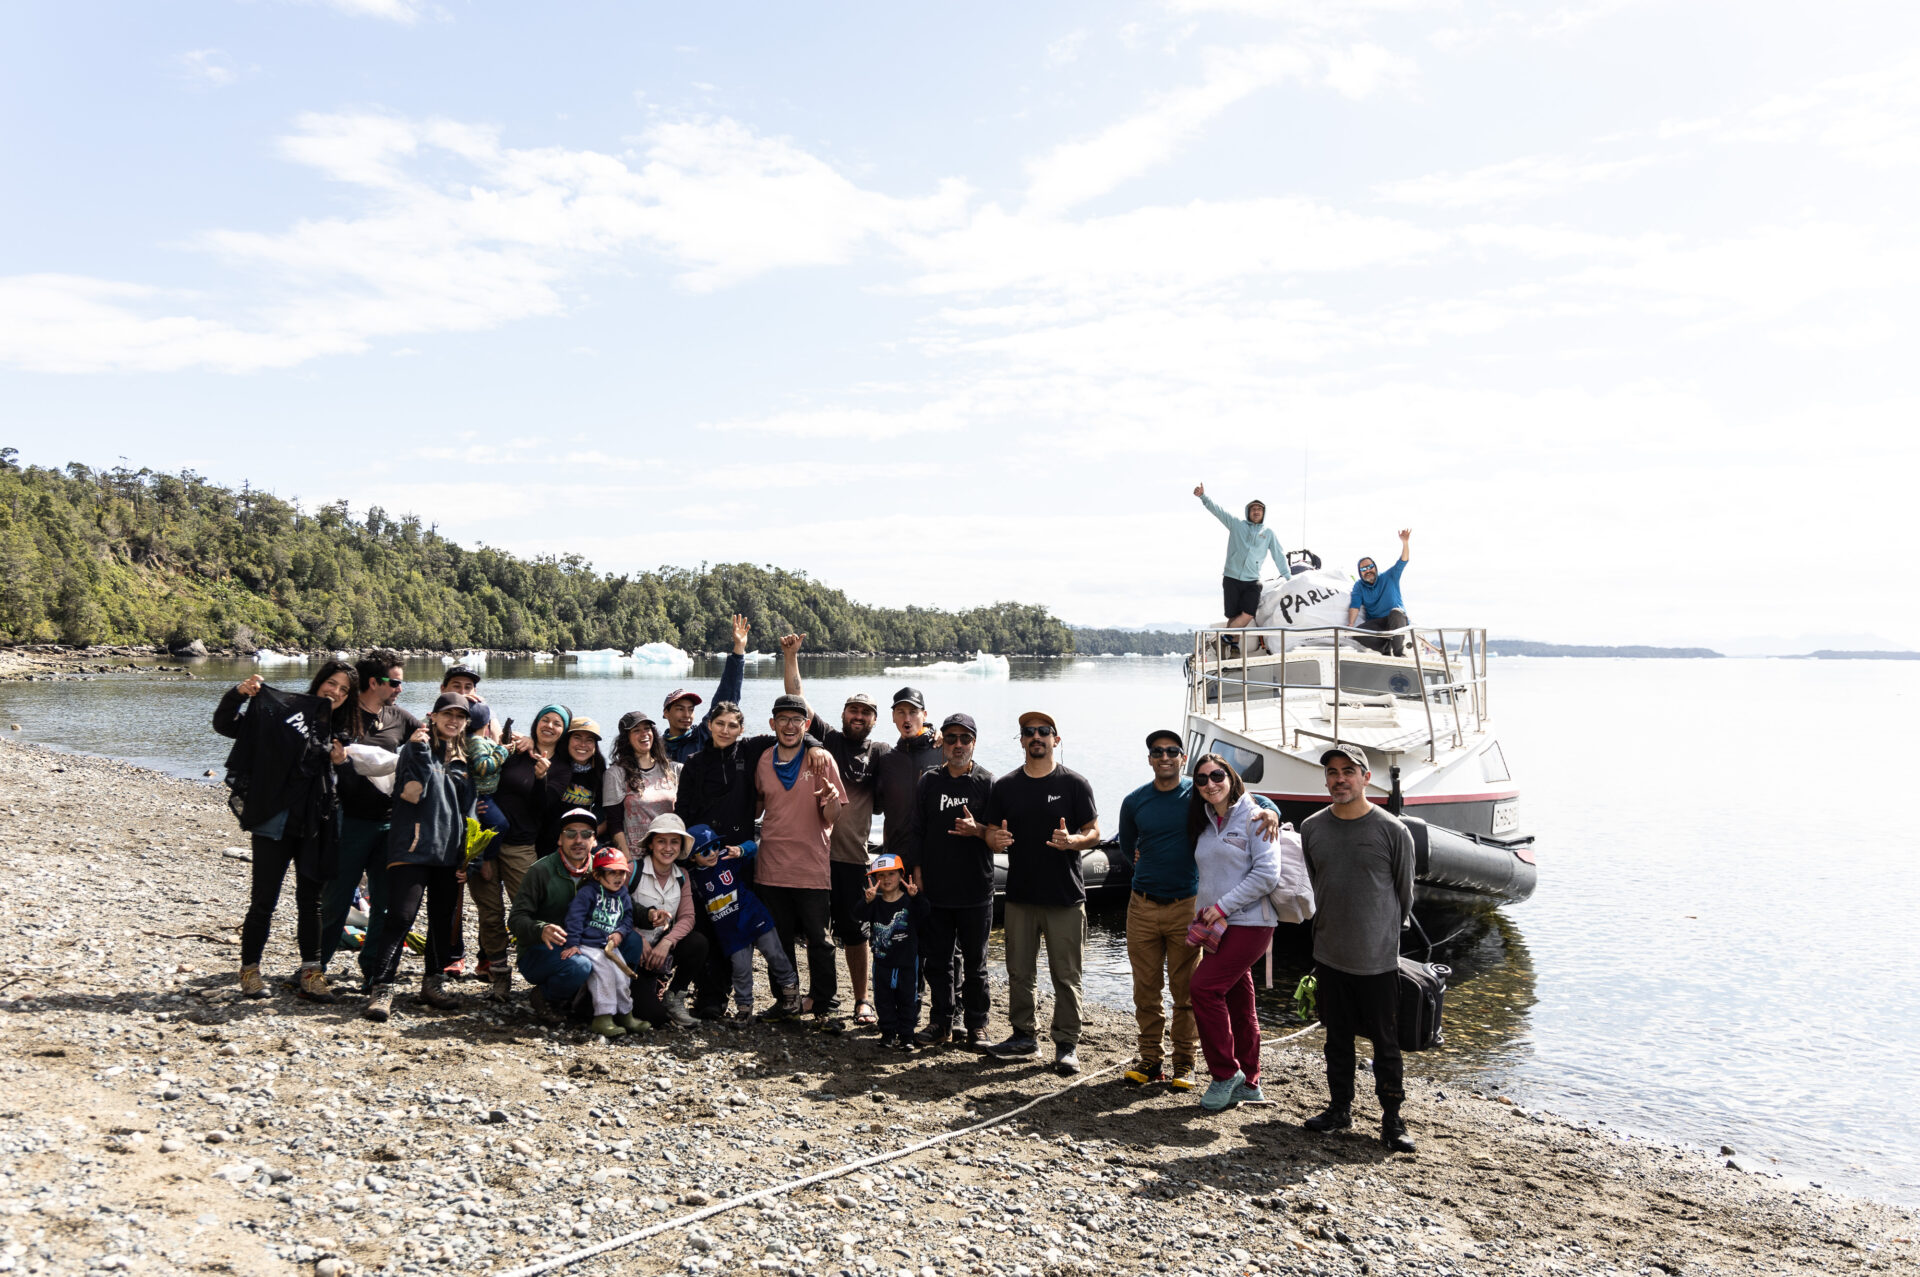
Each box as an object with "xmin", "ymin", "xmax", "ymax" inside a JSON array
[
  {"xmin": 213, "ymin": 617, "xmax": 1423, "ymax": 1153},
  {"xmin": 1194, "ymin": 482, "xmax": 1415, "ymax": 657}
]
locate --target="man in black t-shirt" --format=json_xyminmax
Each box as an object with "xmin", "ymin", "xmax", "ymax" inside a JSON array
[
  {"xmin": 983, "ymin": 710, "xmax": 1100, "ymax": 1075},
  {"xmin": 906, "ymin": 713, "xmax": 996, "ymax": 1048}
]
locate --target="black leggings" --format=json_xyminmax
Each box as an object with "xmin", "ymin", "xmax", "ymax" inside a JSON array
[
  {"xmin": 633, "ymin": 931, "xmax": 712, "ymax": 1026},
  {"xmin": 240, "ymin": 833, "xmax": 324, "ymax": 967},
  {"xmin": 365, "ymin": 863, "xmax": 459, "ymax": 988}
]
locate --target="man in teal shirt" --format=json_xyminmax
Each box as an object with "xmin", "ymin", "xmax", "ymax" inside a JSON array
[
  {"xmin": 1118, "ymin": 728, "xmax": 1281, "ymax": 1089},
  {"xmin": 1194, "ymin": 482, "xmax": 1289, "ymax": 630}
]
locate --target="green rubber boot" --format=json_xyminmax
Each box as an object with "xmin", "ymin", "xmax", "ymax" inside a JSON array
[
  {"xmin": 590, "ymin": 1014, "xmax": 627, "ymax": 1039},
  {"xmin": 615, "ymin": 1013, "xmax": 647, "ymax": 1032}
]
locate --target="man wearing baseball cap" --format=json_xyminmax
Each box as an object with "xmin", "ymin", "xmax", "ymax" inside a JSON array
[
  {"xmin": 783, "ymin": 638, "xmax": 894, "ymax": 1026},
  {"xmin": 1118, "ymin": 729, "xmax": 1283, "ymax": 1089},
  {"xmin": 872, "ymin": 686, "xmax": 944, "ymax": 861},
  {"xmin": 1300, "ymin": 742, "xmax": 1417, "ymax": 1153},
  {"xmin": 983, "ymin": 710, "xmax": 1100, "ymax": 1075},
  {"xmin": 661, "ymin": 614, "xmax": 753, "ymax": 765},
  {"xmin": 753, "ymin": 690, "xmax": 848, "ymax": 1028},
  {"xmin": 906, "ymin": 711, "xmax": 997, "ymax": 1048},
  {"xmin": 506, "ymin": 807, "xmax": 604, "ymax": 1019}
]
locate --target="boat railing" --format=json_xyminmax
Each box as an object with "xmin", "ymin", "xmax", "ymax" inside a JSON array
[{"xmin": 1188, "ymin": 623, "xmax": 1490, "ymax": 764}]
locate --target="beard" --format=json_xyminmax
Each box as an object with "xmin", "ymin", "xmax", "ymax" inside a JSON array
[{"xmin": 841, "ymin": 718, "xmax": 872, "ymax": 744}]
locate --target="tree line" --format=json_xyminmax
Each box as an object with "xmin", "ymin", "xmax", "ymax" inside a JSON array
[{"xmin": 0, "ymin": 452, "xmax": 1075, "ymax": 655}]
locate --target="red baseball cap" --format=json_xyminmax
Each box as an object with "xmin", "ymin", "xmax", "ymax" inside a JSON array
[{"xmin": 662, "ymin": 688, "xmax": 701, "ymax": 712}]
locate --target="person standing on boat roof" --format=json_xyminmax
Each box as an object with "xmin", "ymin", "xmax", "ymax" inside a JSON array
[
  {"xmin": 1194, "ymin": 483, "xmax": 1291, "ymax": 631},
  {"xmin": 1347, "ymin": 530, "xmax": 1413, "ymax": 657},
  {"xmin": 1300, "ymin": 742, "xmax": 1418, "ymax": 1154}
]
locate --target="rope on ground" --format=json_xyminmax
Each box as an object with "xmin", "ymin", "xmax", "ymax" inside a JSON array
[{"xmin": 497, "ymin": 1021, "xmax": 1326, "ymax": 1277}]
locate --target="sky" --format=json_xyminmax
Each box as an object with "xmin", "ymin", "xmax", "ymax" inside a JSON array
[{"xmin": 3, "ymin": 1, "xmax": 1917, "ymax": 652}]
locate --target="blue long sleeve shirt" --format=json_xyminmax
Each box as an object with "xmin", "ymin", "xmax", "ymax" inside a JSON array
[
  {"xmin": 1348, "ymin": 558, "xmax": 1408, "ymax": 620},
  {"xmin": 664, "ymin": 652, "xmax": 746, "ymax": 764},
  {"xmin": 1118, "ymin": 780, "xmax": 1278, "ymax": 901},
  {"xmin": 1200, "ymin": 494, "xmax": 1290, "ymax": 583}
]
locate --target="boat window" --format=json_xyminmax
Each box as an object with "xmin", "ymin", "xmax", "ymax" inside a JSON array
[
  {"xmin": 1194, "ymin": 739, "xmax": 1265, "ymax": 784},
  {"xmin": 1480, "ymin": 742, "xmax": 1510, "ymax": 783},
  {"xmin": 1186, "ymin": 729, "xmax": 1206, "ymax": 759}
]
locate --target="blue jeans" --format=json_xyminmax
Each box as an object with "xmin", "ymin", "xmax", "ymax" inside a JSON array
[
  {"xmin": 518, "ymin": 931, "xmax": 648, "ymax": 1007},
  {"xmin": 318, "ymin": 815, "xmax": 391, "ymax": 979}
]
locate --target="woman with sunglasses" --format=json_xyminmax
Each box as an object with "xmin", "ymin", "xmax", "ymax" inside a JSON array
[
  {"xmin": 608, "ymin": 710, "xmax": 681, "ymax": 854},
  {"xmin": 1186, "ymin": 753, "xmax": 1281, "ymax": 1113}
]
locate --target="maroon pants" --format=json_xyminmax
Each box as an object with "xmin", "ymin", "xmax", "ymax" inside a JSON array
[{"xmin": 1190, "ymin": 924, "xmax": 1273, "ymax": 1083}]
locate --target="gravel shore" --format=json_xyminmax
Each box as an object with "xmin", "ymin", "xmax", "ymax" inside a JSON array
[{"xmin": 1, "ymin": 737, "xmax": 1913, "ymax": 1277}]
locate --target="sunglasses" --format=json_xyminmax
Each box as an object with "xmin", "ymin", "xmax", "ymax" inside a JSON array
[
  {"xmin": 1195, "ymin": 770, "xmax": 1230, "ymax": 786},
  {"xmin": 1148, "ymin": 746, "xmax": 1184, "ymax": 759},
  {"xmin": 373, "ymin": 676, "xmax": 403, "ymax": 687},
  {"xmin": 942, "ymin": 732, "xmax": 975, "ymax": 745},
  {"xmin": 1020, "ymin": 725, "xmax": 1057, "ymax": 738}
]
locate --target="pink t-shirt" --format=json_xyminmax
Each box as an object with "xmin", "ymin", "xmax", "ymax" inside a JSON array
[{"xmin": 753, "ymin": 746, "xmax": 846, "ymax": 890}]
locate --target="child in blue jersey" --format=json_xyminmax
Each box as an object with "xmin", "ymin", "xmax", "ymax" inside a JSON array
[
  {"xmin": 685, "ymin": 823, "xmax": 802, "ymax": 1021},
  {"xmin": 562, "ymin": 846, "xmax": 644, "ymax": 1039},
  {"xmin": 861, "ymin": 853, "xmax": 930, "ymax": 1050}
]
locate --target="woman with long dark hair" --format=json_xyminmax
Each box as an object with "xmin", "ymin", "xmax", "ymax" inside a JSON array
[
  {"xmin": 212, "ymin": 658, "xmax": 355, "ymax": 1002},
  {"xmin": 362, "ymin": 692, "xmax": 476, "ymax": 1022},
  {"xmin": 1185, "ymin": 753, "xmax": 1281, "ymax": 1113},
  {"xmin": 608, "ymin": 709, "xmax": 681, "ymax": 853}
]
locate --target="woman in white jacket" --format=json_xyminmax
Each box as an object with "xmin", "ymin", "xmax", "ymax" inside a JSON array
[{"xmin": 1188, "ymin": 754, "xmax": 1282, "ymax": 1112}]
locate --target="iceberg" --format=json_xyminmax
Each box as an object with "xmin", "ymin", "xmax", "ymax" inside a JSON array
[
  {"xmin": 532, "ymin": 652, "xmax": 555, "ymax": 663},
  {"xmin": 882, "ymin": 651, "xmax": 1011, "ymax": 680},
  {"xmin": 740, "ymin": 650, "xmax": 777, "ymax": 664},
  {"xmin": 567, "ymin": 648, "xmax": 633, "ymax": 669},
  {"xmin": 252, "ymin": 650, "xmax": 307, "ymax": 665},
  {"xmin": 442, "ymin": 650, "xmax": 487, "ymax": 667},
  {"xmin": 630, "ymin": 642, "xmax": 693, "ymax": 675}
]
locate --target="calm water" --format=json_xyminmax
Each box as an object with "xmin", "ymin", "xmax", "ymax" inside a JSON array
[{"xmin": 3, "ymin": 654, "xmax": 1915, "ymax": 1203}]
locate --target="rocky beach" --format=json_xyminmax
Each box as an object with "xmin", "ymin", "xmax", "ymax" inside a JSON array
[{"xmin": 0, "ymin": 737, "xmax": 1913, "ymax": 1277}]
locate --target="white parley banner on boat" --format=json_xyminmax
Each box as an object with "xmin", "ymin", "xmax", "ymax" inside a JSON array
[{"xmin": 1254, "ymin": 568, "xmax": 1354, "ymax": 630}]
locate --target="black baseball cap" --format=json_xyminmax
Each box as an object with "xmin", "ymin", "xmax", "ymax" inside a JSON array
[
  {"xmin": 440, "ymin": 664, "xmax": 482, "ymax": 687},
  {"xmin": 772, "ymin": 694, "xmax": 810, "ymax": 718},
  {"xmin": 430, "ymin": 691, "xmax": 473, "ymax": 717},
  {"xmin": 940, "ymin": 712, "xmax": 978, "ymax": 737},
  {"xmin": 1144, "ymin": 728, "xmax": 1184, "ymax": 750},
  {"xmin": 892, "ymin": 687, "xmax": 926, "ymax": 711},
  {"xmin": 1320, "ymin": 743, "xmax": 1370, "ymax": 771}
]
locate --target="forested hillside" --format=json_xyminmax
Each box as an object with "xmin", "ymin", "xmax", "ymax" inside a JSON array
[{"xmin": 0, "ymin": 452, "xmax": 1072, "ymax": 654}]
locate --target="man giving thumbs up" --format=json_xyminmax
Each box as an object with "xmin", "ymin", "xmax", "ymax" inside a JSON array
[
  {"xmin": 904, "ymin": 712, "xmax": 998, "ymax": 1048},
  {"xmin": 984, "ymin": 710, "xmax": 1100, "ymax": 1075}
]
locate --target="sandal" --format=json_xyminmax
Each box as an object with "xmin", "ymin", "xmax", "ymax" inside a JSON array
[{"xmin": 854, "ymin": 1001, "xmax": 878, "ymax": 1027}]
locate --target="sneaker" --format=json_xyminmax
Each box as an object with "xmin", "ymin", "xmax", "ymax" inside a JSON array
[
  {"xmin": 474, "ymin": 958, "xmax": 494, "ymax": 979},
  {"xmin": 238, "ymin": 964, "xmax": 268, "ymax": 999},
  {"xmin": 731, "ymin": 1006, "xmax": 757, "ymax": 1025},
  {"xmin": 666, "ymin": 993, "xmax": 696, "ymax": 1029},
  {"xmin": 693, "ymin": 1001, "xmax": 727, "ymax": 1022},
  {"xmin": 964, "ymin": 1026, "xmax": 986, "ymax": 1050},
  {"xmin": 1232, "ymin": 1080, "xmax": 1267, "ymax": 1104},
  {"xmin": 489, "ymin": 964, "xmax": 512, "ymax": 1001},
  {"xmin": 1382, "ymin": 1113, "xmax": 1416, "ymax": 1154},
  {"xmin": 877, "ymin": 1033, "xmax": 898, "ymax": 1050},
  {"xmin": 810, "ymin": 1013, "xmax": 845, "ymax": 1035},
  {"xmin": 418, "ymin": 974, "xmax": 461, "ymax": 1010},
  {"xmin": 915, "ymin": 1020, "xmax": 952, "ymax": 1048},
  {"xmin": 589, "ymin": 1014, "xmax": 627, "ymax": 1039},
  {"xmin": 985, "ymin": 1033, "xmax": 1039, "ymax": 1059},
  {"xmin": 897, "ymin": 1035, "xmax": 917, "ymax": 1055},
  {"xmin": 363, "ymin": 984, "xmax": 395, "ymax": 1023},
  {"xmin": 757, "ymin": 999, "xmax": 796, "ymax": 1024},
  {"xmin": 1165, "ymin": 1070, "xmax": 1197, "ymax": 1093},
  {"xmin": 1303, "ymin": 1105, "xmax": 1353, "ymax": 1133},
  {"xmin": 1123, "ymin": 1063, "xmax": 1166, "ymax": 1086},
  {"xmin": 442, "ymin": 957, "xmax": 466, "ymax": 978},
  {"xmin": 296, "ymin": 965, "xmax": 336, "ymax": 1004},
  {"xmin": 1054, "ymin": 1046, "xmax": 1081, "ymax": 1077},
  {"xmin": 1200, "ymin": 1070, "xmax": 1246, "ymax": 1112}
]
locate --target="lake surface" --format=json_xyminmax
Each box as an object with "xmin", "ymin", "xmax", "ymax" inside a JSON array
[{"xmin": 4, "ymin": 653, "xmax": 1916, "ymax": 1204}]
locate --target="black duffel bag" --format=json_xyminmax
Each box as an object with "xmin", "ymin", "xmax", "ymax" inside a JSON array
[{"xmin": 1396, "ymin": 957, "xmax": 1450, "ymax": 1051}]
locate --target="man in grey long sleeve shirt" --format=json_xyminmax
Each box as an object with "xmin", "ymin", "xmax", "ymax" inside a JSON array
[{"xmin": 1300, "ymin": 742, "xmax": 1418, "ymax": 1153}]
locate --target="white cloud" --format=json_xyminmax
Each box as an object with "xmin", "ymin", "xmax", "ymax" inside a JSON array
[
  {"xmin": 178, "ymin": 49, "xmax": 244, "ymax": 87},
  {"xmin": 1044, "ymin": 29, "xmax": 1088, "ymax": 66},
  {"xmin": 1378, "ymin": 152, "xmax": 1660, "ymax": 207},
  {"xmin": 311, "ymin": 0, "xmax": 433, "ymax": 23},
  {"xmin": 1320, "ymin": 41, "xmax": 1416, "ymax": 98}
]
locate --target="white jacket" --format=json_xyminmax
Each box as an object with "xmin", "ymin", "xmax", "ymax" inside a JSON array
[{"xmin": 1194, "ymin": 794, "xmax": 1282, "ymax": 927}]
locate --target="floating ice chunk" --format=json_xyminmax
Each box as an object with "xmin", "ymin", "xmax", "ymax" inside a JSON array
[
  {"xmin": 881, "ymin": 651, "xmax": 1011, "ymax": 680},
  {"xmin": 567, "ymin": 648, "xmax": 633, "ymax": 669},
  {"xmin": 252, "ymin": 650, "xmax": 307, "ymax": 665},
  {"xmin": 630, "ymin": 643, "xmax": 693, "ymax": 674},
  {"xmin": 740, "ymin": 651, "xmax": 776, "ymax": 664},
  {"xmin": 442, "ymin": 650, "xmax": 487, "ymax": 668},
  {"xmin": 532, "ymin": 652, "xmax": 555, "ymax": 663}
]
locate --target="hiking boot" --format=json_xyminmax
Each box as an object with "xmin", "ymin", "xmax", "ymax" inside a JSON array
[
  {"xmin": 1382, "ymin": 1113, "xmax": 1416, "ymax": 1154},
  {"xmin": 489, "ymin": 964, "xmax": 512, "ymax": 1001},
  {"xmin": 1304, "ymin": 1105, "xmax": 1353, "ymax": 1133},
  {"xmin": 914, "ymin": 1020, "xmax": 952, "ymax": 1048},
  {"xmin": 1201, "ymin": 1070, "xmax": 1246, "ymax": 1112},
  {"xmin": 527, "ymin": 986, "xmax": 557, "ymax": 1023},
  {"xmin": 364, "ymin": 984, "xmax": 395, "ymax": 1023},
  {"xmin": 1165, "ymin": 1069, "xmax": 1197, "ymax": 1093},
  {"xmin": 589, "ymin": 1014, "xmax": 627, "ymax": 1040},
  {"xmin": 758, "ymin": 987, "xmax": 801, "ymax": 1023},
  {"xmin": 665, "ymin": 993, "xmax": 696, "ymax": 1029},
  {"xmin": 238, "ymin": 964, "xmax": 269, "ymax": 999},
  {"xmin": 296, "ymin": 965, "xmax": 336, "ymax": 1003},
  {"xmin": 1054, "ymin": 1045, "xmax": 1081, "ymax": 1077},
  {"xmin": 1232, "ymin": 1079, "xmax": 1267, "ymax": 1104},
  {"xmin": 1123, "ymin": 1062, "xmax": 1166, "ymax": 1086},
  {"xmin": 986, "ymin": 1033, "xmax": 1039, "ymax": 1059},
  {"xmin": 418, "ymin": 974, "xmax": 460, "ymax": 1010},
  {"xmin": 731, "ymin": 1005, "xmax": 757, "ymax": 1025},
  {"xmin": 693, "ymin": 1000, "xmax": 727, "ymax": 1022},
  {"xmin": 964, "ymin": 1026, "xmax": 986, "ymax": 1050}
]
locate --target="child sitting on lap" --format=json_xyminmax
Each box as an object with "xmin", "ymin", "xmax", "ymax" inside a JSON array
[{"xmin": 562, "ymin": 846, "xmax": 645, "ymax": 1039}]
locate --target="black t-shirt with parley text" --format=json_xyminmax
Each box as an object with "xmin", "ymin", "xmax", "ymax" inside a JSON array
[
  {"xmin": 907, "ymin": 763, "xmax": 998, "ymax": 909},
  {"xmin": 986, "ymin": 765, "xmax": 1098, "ymax": 907}
]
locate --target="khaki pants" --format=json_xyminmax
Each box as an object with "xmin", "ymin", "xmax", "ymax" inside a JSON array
[
  {"xmin": 469, "ymin": 840, "xmax": 538, "ymax": 962},
  {"xmin": 1003, "ymin": 901, "xmax": 1086, "ymax": 1047},
  {"xmin": 1127, "ymin": 891, "xmax": 1200, "ymax": 1072}
]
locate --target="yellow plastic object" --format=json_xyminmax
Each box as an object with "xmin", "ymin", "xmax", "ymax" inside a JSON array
[{"xmin": 464, "ymin": 816, "xmax": 499, "ymax": 864}]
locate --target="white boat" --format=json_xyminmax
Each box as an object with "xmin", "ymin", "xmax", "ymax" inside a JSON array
[{"xmin": 1183, "ymin": 621, "xmax": 1535, "ymax": 911}]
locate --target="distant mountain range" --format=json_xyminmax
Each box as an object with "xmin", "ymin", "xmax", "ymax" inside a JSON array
[{"xmin": 1071, "ymin": 630, "xmax": 1920, "ymax": 660}]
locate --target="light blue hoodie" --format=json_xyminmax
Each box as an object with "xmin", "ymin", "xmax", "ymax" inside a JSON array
[
  {"xmin": 1194, "ymin": 793, "xmax": 1282, "ymax": 927},
  {"xmin": 1199, "ymin": 493, "xmax": 1290, "ymax": 583}
]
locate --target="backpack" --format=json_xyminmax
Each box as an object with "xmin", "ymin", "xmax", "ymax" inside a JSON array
[
  {"xmin": 1396, "ymin": 957, "xmax": 1450, "ymax": 1051},
  {"xmin": 1265, "ymin": 821, "xmax": 1316, "ymax": 924}
]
